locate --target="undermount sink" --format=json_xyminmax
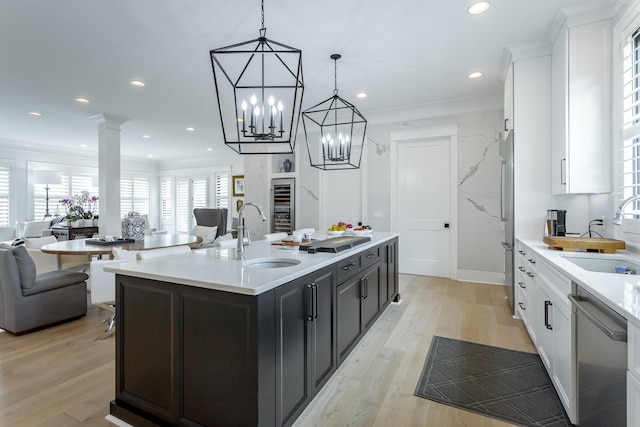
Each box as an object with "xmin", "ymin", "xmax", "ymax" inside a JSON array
[
  {"xmin": 560, "ymin": 253, "xmax": 640, "ymax": 275},
  {"xmin": 243, "ymin": 257, "xmax": 301, "ymax": 269}
]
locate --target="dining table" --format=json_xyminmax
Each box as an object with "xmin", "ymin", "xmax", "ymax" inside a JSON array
[{"xmin": 41, "ymin": 233, "xmax": 202, "ymax": 261}]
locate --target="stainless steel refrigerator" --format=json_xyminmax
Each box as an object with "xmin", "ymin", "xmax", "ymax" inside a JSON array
[{"xmin": 500, "ymin": 131, "xmax": 514, "ymax": 312}]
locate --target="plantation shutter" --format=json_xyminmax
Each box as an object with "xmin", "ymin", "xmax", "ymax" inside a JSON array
[
  {"xmin": 622, "ymin": 29, "xmax": 640, "ymax": 218},
  {"xmin": 214, "ymin": 173, "xmax": 230, "ymax": 209},
  {"xmin": 0, "ymin": 163, "xmax": 10, "ymax": 226}
]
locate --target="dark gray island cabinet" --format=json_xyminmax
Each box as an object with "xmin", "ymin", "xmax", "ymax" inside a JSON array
[{"xmin": 109, "ymin": 237, "xmax": 398, "ymax": 427}]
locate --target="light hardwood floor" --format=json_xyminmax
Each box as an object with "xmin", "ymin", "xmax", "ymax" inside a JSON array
[{"xmin": 0, "ymin": 275, "xmax": 535, "ymax": 427}]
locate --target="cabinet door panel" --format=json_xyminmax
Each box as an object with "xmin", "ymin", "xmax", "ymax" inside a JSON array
[
  {"xmin": 119, "ymin": 281, "xmax": 174, "ymax": 416},
  {"xmin": 537, "ymin": 285, "xmax": 554, "ymax": 372},
  {"xmin": 361, "ymin": 265, "xmax": 380, "ymax": 331},
  {"xmin": 310, "ymin": 270, "xmax": 335, "ymax": 392},
  {"xmin": 182, "ymin": 292, "xmax": 258, "ymax": 427},
  {"xmin": 275, "ymin": 278, "xmax": 309, "ymax": 425},
  {"xmin": 337, "ymin": 276, "xmax": 362, "ymax": 363},
  {"xmin": 552, "ymin": 301, "xmax": 574, "ymax": 421}
]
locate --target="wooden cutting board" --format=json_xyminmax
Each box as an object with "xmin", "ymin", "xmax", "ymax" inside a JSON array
[{"xmin": 543, "ymin": 236, "xmax": 625, "ymax": 254}]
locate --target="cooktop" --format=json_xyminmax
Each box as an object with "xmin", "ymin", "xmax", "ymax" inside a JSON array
[{"xmin": 300, "ymin": 236, "xmax": 372, "ymax": 254}]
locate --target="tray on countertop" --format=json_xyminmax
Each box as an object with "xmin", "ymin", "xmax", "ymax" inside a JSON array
[
  {"xmin": 85, "ymin": 238, "xmax": 135, "ymax": 246},
  {"xmin": 543, "ymin": 236, "xmax": 625, "ymax": 254}
]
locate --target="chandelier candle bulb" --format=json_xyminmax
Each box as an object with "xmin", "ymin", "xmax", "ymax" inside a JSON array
[{"xmin": 241, "ymin": 101, "xmax": 247, "ymax": 132}]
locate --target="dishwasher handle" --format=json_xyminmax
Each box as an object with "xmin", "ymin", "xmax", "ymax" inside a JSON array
[{"xmin": 569, "ymin": 294, "xmax": 627, "ymax": 342}]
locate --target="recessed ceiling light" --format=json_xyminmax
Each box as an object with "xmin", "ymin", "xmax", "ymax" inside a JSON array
[
  {"xmin": 28, "ymin": 111, "xmax": 41, "ymax": 116},
  {"xmin": 80, "ymin": 144, "xmax": 87, "ymax": 148},
  {"xmin": 147, "ymin": 154, "xmax": 153, "ymax": 158},
  {"xmin": 468, "ymin": 71, "xmax": 484, "ymax": 79},
  {"xmin": 186, "ymin": 127, "xmax": 195, "ymax": 131},
  {"xmin": 130, "ymin": 80, "xmax": 145, "ymax": 87},
  {"xmin": 468, "ymin": 1, "xmax": 490, "ymax": 14},
  {"xmin": 356, "ymin": 92, "xmax": 368, "ymax": 98},
  {"xmin": 142, "ymin": 134, "xmax": 151, "ymax": 139},
  {"xmin": 75, "ymin": 97, "xmax": 90, "ymax": 103},
  {"xmin": 207, "ymin": 148, "xmax": 213, "ymax": 151}
]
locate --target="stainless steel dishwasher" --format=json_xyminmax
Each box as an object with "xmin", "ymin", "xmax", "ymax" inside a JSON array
[{"xmin": 569, "ymin": 284, "xmax": 627, "ymax": 427}]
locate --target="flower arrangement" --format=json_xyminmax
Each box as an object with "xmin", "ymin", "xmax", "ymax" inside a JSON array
[{"xmin": 59, "ymin": 191, "xmax": 99, "ymax": 221}]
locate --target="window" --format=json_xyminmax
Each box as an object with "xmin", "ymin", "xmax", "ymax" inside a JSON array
[
  {"xmin": 214, "ymin": 173, "xmax": 230, "ymax": 210},
  {"xmin": 120, "ymin": 175, "xmax": 150, "ymax": 218},
  {"xmin": 160, "ymin": 176, "xmax": 174, "ymax": 232},
  {"xmin": 176, "ymin": 177, "xmax": 208, "ymax": 233},
  {"xmin": 0, "ymin": 163, "xmax": 10, "ymax": 226},
  {"xmin": 33, "ymin": 172, "xmax": 98, "ymax": 220},
  {"xmin": 622, "ymin": 29, "xmax": 640, "ymax": 218}
]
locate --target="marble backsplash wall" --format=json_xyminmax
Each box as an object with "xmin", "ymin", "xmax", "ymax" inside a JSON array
[{"xmin": 365, "ymin": 109, "xmax": 504, "ymax": 283}]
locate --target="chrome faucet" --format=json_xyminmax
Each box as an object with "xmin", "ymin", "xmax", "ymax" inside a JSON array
[
  {"xmin": 236, "ymin": 202, "xmax": 267, "ymax": 260},
  {"xmin": 612, "ymin": 194, "xmax": 640, "ymax": 225}
]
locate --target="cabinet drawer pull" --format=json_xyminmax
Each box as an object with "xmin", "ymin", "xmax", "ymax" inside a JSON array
[
  {"xmin": 367, "ymin": 253, "xmax": 375, "ymax": 259},
  {"xmin": 343, "ymin": 262, "xmax": 358, "ymax": 270},
  {"xmin": 518, "ymin": 281, "xmax": 525, "ymax": 289},
  {"xmin": 544, "ymin": 300, "xmax": 552, "ymax": 330},
  {"xmin": 526, "ymin": 272, "xmax": 534, "ymax": 278},
  {"xmin": 518, "ymin": 266, "xmax": 526, "ymax": 272},
  {"xmin": 518, "ymin": 250, "xmax": 526, "ymax": 255},
  {"xmin": 527, "ymin": 258, "xmax": 535, "ymax": 264},
  {"xmin": 518, "ymin": 302, "xmax": 526, "ymax": 310}
]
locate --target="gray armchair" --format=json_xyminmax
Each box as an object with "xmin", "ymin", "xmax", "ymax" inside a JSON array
[
  {"xmin": 0, "ymin": 245, "xmax": 88, "ymax": 335},
  {"xmin": 193, "ymin": 208, "xmax": 228, "ymax": 238}
]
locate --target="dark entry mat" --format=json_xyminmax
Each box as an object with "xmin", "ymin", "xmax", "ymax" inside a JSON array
[{"xmin": 414, "ymin": 336, "xmax": 573, "ymax": 427}]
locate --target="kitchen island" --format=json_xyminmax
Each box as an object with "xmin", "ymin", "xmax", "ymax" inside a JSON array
[{"xmin": 106, "ymin": 232, "xmax": 399, "ymax": 427}]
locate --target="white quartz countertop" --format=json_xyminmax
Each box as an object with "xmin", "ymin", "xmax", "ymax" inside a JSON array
[
  {"xmin": 520, "ymin": 239, "xmax": 640, "ymax": 327},
  {"xmin": 105, "ymin": 232, "xmax": 398, "ymax": 296}
]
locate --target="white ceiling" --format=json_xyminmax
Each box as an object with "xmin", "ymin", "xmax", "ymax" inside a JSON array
[{"xmin": 0, "ymin": 0, "xmax": 607, "ymax": 163}]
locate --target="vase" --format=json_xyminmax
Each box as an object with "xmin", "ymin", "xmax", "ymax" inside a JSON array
[
  {"xmin": 71, "ymin": 220, "xmax": 82, "ymax": 227},
  {"xmin": 283, "ymin": 158, "xmax": 292, "ymax": 173},
  {"xmin": 93, "ymin": 218, "xmax": 99, "ymax": 226},
  {"xmin": 83, "ymin": 219, "xmax": 93, "ymax": 227},
  {"xmin": 121, "ymin": 212, "xmax": 145, "ymax": 241}
]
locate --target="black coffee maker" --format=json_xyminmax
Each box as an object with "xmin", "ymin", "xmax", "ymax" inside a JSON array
[{"xmin": 546, "ymin": 209, "xmax": 567, "ymax": 236}]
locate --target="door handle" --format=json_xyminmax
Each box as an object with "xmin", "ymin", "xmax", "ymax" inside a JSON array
[
  {"xmin": 500, "ymin": 160, "xmax": 506, "ymax": 221},
  {"xmin": 359, "ymin": 278, "xmax": 366, "ymax": 300},
  {"xmin": 568, "ymin": 294, "xmax": 627, "ymax": 342},
  {"xmin": 544, "ymin": 300, "xmax": 552, "ymax": 330},
  {"xmin": 306, "ymin": 284, "xmax": 314, "ymax": 321}
]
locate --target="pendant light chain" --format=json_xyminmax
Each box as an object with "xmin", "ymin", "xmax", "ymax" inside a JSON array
[
  {"xmin": 334, "ymin": 57, "xmax": 338, "ymax": 95},
  {"xmin": 260, "ymin": 0, "xmax": 266, "ymax": 36},
  {"xmin": 331, "ymin": 53, "xmax": 341, "ymax": 96}
]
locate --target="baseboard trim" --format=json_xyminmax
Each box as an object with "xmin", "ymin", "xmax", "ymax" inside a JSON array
[{"xmin": 456, "ymin": 269, "xmax": 505, "ymax": 285}]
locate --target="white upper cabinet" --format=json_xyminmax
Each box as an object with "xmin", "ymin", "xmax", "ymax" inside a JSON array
[
  {"xmin": 551, "ymin": 18, "xmax": 611, "ymax": 194},
  {"xmin": 504, "ymin": 63, "xmax": 514, "ymax": 133}
]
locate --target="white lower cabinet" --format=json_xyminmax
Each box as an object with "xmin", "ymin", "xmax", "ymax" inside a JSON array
[
  {"xmin": 515, "ymin": 244, "xmax": 539, "ymax": 343},
  {"xmin": 516, "ymin": 241, "xmax": 576, "ymax": 424},
  {"xmin": 628, "ymin": 322, "xmax": 640, "ymax": 426}
]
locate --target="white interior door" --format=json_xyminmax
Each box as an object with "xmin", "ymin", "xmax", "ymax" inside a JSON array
[{"xmin": 398, "ymin": 138, "xmax": 451, "ymax": 277}]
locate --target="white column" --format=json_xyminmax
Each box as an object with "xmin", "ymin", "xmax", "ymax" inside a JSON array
[{"xmin": 92, "ymin": 114, "xmax": 128, "ymax": 237}]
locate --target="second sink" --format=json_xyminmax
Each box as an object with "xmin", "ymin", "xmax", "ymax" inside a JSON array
[
  {"xmin": 243, "ymin": 257, "xmax": 301, "ymax": 269},
  {"xmin": 561, "ymin": 253, "xmax": 640, "ymax": 275}
]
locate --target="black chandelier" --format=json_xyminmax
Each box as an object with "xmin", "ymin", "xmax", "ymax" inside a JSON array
[
  {"xmin": 302, "ymin": 54, "xmax": 367, "ymax": 170},
  {"xmin": 210, "ymin": 0, "xmax": 304, "ymax": 155}
]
